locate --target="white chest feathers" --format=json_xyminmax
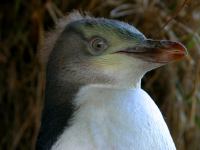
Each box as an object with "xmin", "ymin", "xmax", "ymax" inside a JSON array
[{"xmin": 52, "ymin": 85, "xmax": 176, "ymax": 150}]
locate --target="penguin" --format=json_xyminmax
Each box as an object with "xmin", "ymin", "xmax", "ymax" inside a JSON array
[{"xmin": 36, "ymin": 12, "xmax": 187, "ymax": 150}]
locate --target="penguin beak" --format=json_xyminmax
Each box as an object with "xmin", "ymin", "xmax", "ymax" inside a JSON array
[{"xmin": 118, "ymin": 39, "xmax": 188, "ymax": 63}]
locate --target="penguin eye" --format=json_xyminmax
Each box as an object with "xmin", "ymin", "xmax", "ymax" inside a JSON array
[{"xmin": 89, "ymin": 36, "xmax": 108, "ymax": 55}]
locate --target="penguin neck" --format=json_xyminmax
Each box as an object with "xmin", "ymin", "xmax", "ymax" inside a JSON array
[
  {"xmin": 36, "ymin": 79, "xmax": 81, "ymax": 150},
  {"xmin": 37, "ymin": 74, "xmax": 142, "ymax": 149}
]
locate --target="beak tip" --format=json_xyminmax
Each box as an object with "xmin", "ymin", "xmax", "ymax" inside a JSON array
[
  {"xmin": 174, "ymin": 42, "xmax": 189, "ymax": 59},
  {"xmin": 161, "ymin": 40, "xmax": 188, "ymax": 57},
  {"xmin": 143, "ymin": 39, "xmax": 188, "ymax": 63},
  {"xmin": 174, "ymin": 41, "xmax": 188, "ymax": 54},
  {"xmin": 161, "ymin": 40, "xmax": 187, "ymax": 51}
]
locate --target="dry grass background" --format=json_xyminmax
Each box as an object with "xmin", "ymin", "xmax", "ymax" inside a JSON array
[{"xmin": 0, "ymin": 0, "xmax": 200, "ymax": 149}]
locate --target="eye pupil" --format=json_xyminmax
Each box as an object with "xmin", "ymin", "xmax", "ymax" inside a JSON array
[
  {"xmin": 97, "ymin": 43, "xmax": 101, "ymax": 48},
  {"xmin": 95, "ymin": 42, "xmax": 104, "ymax": 49},
  {"xmin": 93, "ymin": 40, "xmax": 104, "ymax": 49}
]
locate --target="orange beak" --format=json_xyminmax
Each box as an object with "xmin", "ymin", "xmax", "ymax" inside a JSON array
[{"xmin": 118, "ymin": 39, "xmax": 187, "ymax": 63}]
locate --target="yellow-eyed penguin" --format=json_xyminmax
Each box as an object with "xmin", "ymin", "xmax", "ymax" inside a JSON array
[{"xmin": 36, "ymin": 12, "xmax": 187, "ymax": 150}]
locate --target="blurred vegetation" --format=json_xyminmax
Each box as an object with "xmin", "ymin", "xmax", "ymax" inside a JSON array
[{"xmin": 0, "ymin": 0, "xmax": 200, "ymax": 150}]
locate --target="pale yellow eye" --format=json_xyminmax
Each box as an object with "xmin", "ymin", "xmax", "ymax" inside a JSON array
[{"xmin": 89, "ymin": 36, "xmax": 108, "ymax": 55}]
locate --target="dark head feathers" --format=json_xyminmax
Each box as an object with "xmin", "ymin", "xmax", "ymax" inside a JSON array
[{"xmin": 38, "ymin": 11, "xmax": 91, "ymax": 65}]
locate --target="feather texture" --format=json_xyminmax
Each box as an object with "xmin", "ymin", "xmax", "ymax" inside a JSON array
[{"xmin": 52, "ymin": 85, "xmax": 176, "ymax": 150}]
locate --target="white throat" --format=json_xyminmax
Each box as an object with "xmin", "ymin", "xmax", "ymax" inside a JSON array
[{"xmin": 52, "ymin": 85, "xmax": 176, "ymax": 150}]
